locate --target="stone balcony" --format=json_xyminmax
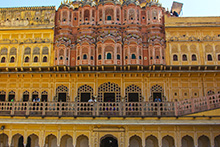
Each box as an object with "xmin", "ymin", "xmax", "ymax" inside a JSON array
[{"xmin": 0, "ymin": 94, "xmax": 219, "ymax": 117}]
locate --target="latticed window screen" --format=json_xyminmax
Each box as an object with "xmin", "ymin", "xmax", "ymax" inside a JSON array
[
  {"xmin": 76, "ymin": 84, "xmax": 93, "ymax": 102},
  {"xmin": 150, "ymin": 84, "xmax": 165, "ymax": 102},
  {"xmin": 125, "ymin": 85, "xmax": 142, "ymax": 102},
  {"xmin": 98, "ymin": 82, "xmax": 121, "ymax": 102}
]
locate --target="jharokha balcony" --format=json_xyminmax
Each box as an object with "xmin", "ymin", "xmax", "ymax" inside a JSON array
[{"xmin": 0, "ymin": 94, "xmax": 219, "ymax": 117}]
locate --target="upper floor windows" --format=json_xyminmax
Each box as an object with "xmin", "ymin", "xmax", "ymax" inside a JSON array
[
  {"xmin": 218, "ymin": 54, "xmax": 220, "ymax": 61},
  {"xmin": 98, "ymin": 55, "xmax": 102, "ymax": 60},
  {"xmin": 207, "ymin": 54, "xmax": 213, "ymax": 61},
  {"xmin": 83, "ymin": 54, "xmax": 87, "ymax": 60},
  {"xmin": 1, "ymin": 57, "xmax": 5, "ymax": 63},
  {"xmin": 192, "ymin": 54, "xmax": 197, "ymax": 61},
  {"xmin": 43, "ymin": 56, "xmax": 47, "ymax": 62},
  {"xmin": 34, "ymin": 56, "xmax": 38, "ymax": 62},
  {"xmin": 173, "ymin": 54, "xmax": 178, "ymax": 61},
  {"xmin": 106, "ymin": 53, "xmax": 112, "ymax": 59},
  {"xmin": 24, "ymin": 56, "xmax": 29, "ymax": 62},
  {"xmin": 131, "ymin": 54, "xmax": 136, "ymax": 59},
  {"xmin": 107, "ymin": 16, "xmax": 111, "ymax": 20},
  {"xmin": 182, "ymin": 54, "xmax": 187, "ymax": 61},
  {"xmin": 10, "ymin": 57, "xmax": 15, "ymax": 63}
]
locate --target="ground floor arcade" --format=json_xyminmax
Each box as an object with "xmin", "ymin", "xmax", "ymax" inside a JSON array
[{"xmin": 0, "ymin": 117, "xmax": 219, "ymax": 147}]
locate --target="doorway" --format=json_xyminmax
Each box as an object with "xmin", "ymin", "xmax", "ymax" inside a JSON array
[{"xmin": 100, "ymin": 137, "xmax": 118, "ymax": 147}]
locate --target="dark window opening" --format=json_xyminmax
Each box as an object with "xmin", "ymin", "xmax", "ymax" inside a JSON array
[
  {"xmin": 43, "ymin": 56, "xmax": 47, "ymax": 62},
  {"xmin": 192, "ymin": 54, "xmax": 197, "ymax": 61},
  {"xmin": 153, "ymin": 17, "xmax": 157, "ymax": 19},
  {"xmin": 156, "ymin": 56, "xmax": 159, "ymax": 59},
  {"xmin": 32, "ymin": 94, "xmax": 38, "ymax": 101},
  {"xmin": 125, "ymin": 56, "xmax": 128, "ymax": 59},
  {"xmin": 34, "ymin": 56, "xmax": 38, "ymax": 62},
  {"xmin": 1, "ymin": 57, "xmax": 5, "ymax": 63},
  {"xmin": 63, "ymin": 18, "xmax": 66, "ymax": 22},
  {"xmin": 0, "ymin": 94, "xmax": 5, "ymax": 101},
  {"xmin": 142, "ymin": 17, "xmax": 145, "ymax": 19},
  {"xmin": 91, "ymin": 56, "xmax": 94, "ymax": 60},
  {"xmin": 150, "ymin": 57, "xmax": 153, "ymax": 59},
  {"xmin": 117, "ymin": 55, "xmax": 120, "ymax": 60},
  {"xmin": 60, "ymin": 56, "xmax": 63, "ymax": 60},
  {"xmin": 41, "ymin": 95, "xmax": 48, "ymax": 102},
  {"xmin": 128, "ymin": 93, "xmax": 139, "ymax": 102},
  {"xmin": 107, "ymin": 53, "xmax": 112, "ymax": 59},
  {"xmin": 173, "ymin": 55, "xmax": 178, "ymax": 61},
  {"xmin": 207, "ymin": 54, "xmax": 212, "ymax": 61},
  {"xmin": 182, "ymin": 54, "xmax": 187, "ymax": 61},
  {"xmin": 25, "ymin": 57, "xmax": 29, "ymax": 62},
  {"xmin": 23, "ymin": 95, "xmax": 29, "ymax": 102},
  {"xmin": 74, "ymin": 17, "xmax": 77, "ymax": 20},
  {"xmin": 10, "ymin": 57, "xmax": 15, "ymax": 63},
  {"xmin": 139, "ymin": 56, "xmax": 141, "ymax": 59},
  {"xmin": 131, "ymin": 54, "xmax": 136, "ymax": 59},
  {"xmin": 58, "ymin": 93, "xmax": 66, "ymax": 102},
  {"xmin": 153, "ymin": 93, "xmax": 162, "ymax": 102},
  {"xmin": 83, "ymin": 54, "xmax": 87, "ymax": 59},
  {"xmin": 100, "ymin": 137, "xmax": 118, "ymax": 147},
  {"xmin": 218, "ymin": 55, "xmax": 220, "ymax": 61},
  {"xmin": 9, "ymin": 94, "xmax": 15, "ymax": 101},
  {"xmin": 81, "ymin": 93, "xmax": 91, "ymax": 102},
  {"xmin": 107, "ymin": 16, "xmax": 111, "ymax": 20},
  {"xmin": 98, "ymin": 55, "xmax": 102, "ymax": 60},
  {"xmin": 104, "ymin": 93, "xmax": 115, "ymax": 102},
  {"xmin": 77, "ymin": 56, "xmax": 80, "ymax": 60}
]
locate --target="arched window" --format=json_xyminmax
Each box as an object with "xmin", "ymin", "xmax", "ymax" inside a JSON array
[
  {"xmin": 83, "ymin": 54, "xmax": 87, "ymax": 60},
  {"xmin": 10, "ymin": 57, "xmax": 15, "ymax": 63},
  {"xmin": 1, "ymin": 57, "xmax": 5, "ymax": 63},
  {"xmin": 90, "ymin": 56, "xmax": 94, "ymax": 60},
  {"xmin": 23, "ymin": 91, "xmax": 29, "ymax": 102},
  {"xmin": 43, "ymin": 56, "xmax": 47, "ymax": 62},
  {"xmin": 77, "ymin": 56, "xmax": 80, "ymax": 60},
  {"xmin": 8, "ymin": 90, "xmax": 15, "ymax": 101},
  {"xmin": 218, "ymin": 54, "xmax": 220, "ymax": 61},
  {"xmin": 34, "ymin": 56, "xmax": 38, "ymax": 62},
  {"xmin": 125, "ymin": 56, "xmax": 128, "ymax": 59},
  {"xmin": 41, "ymin": 91, "xmax": 48, "ymax": 102},
  {"xmin": 117, "ymin": 54, "xmax": 120, "ymax": 60},
  {"xmin": 131, "ymin": 54, "xmax": 136, "ymax": 59},
  {"xmin": 207, "ymin": 54, "xmax": 212, "ymax": 61},
  {"xmin": 107, "ymin": 53, "xmax": 112, "ymax": 59},
  {"xmin": 24, "ymin": 56, "xmax": 29, "ymax": 62},
  {"xmin": 107, "ymin": 16, "xmax": 111, "ymax": 20},
  {"xmin": 192, "ymin": 54, "xmax": 197, "ymax": 61},
  {"xmin": 98, "ymin": 55, "xmax": 101, "ymax": 60},
  {"xmin": 182, "ymin": 54, "xmax": 187, "ymax": 61}
]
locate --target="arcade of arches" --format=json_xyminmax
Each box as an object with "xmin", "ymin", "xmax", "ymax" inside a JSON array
[{"xmin": 0, "ymin": 125, "xmax": 220, "ymax": 147}]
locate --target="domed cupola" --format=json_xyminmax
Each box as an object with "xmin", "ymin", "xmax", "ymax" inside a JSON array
[{"xmin": 139, "ymin": 0, "xmax": 161, "ymax": 7}]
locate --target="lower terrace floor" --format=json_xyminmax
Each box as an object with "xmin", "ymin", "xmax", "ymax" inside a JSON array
[{"xmin": 0, "ymin": 118, "xmax": 219, "ymax": 147}]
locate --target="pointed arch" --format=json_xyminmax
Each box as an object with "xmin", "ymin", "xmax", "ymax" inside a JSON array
[
  {"xmin": 45, "ymin": 134, "xmax": 57, "ymax": 147},
  {"xmin": 60, "ymin": 134, "xmax": 73, "ymax": 147},
  {"xmin": 125, "ymin": 84, "xmax": 142, "ymax": 102},
  {"xmin": 98, "ymin": 82, "xmax": 121, "ymax": 102},
  {"xmin": 198, "ymin": 135, "xmax": 210, "ymax": 147},
  {"xmin": 145, "ymin": 135, "xmax": 158, "ymax": 147},
  {"xmin": 100, "ymin": 134, "xmax": 118, "ymax": 147},
  {"xmin": 182, "ymin": 135, "xmax": 194, "ymax": 147},
  {"xmin": 162, "ymin": 135, "xmax": 174, "ymax": 147},
  {"xmin": 76, "ymin": 135, "xmax": 89, "ymax": 147},
  {"xmin": 129, "ymin": 135, "xmax": 142, "ymax": 147}
]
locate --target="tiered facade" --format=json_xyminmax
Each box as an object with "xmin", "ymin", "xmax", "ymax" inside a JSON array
[{"xmin": 0, "ymin": 0, "xmax": 220, "ymax": 147}]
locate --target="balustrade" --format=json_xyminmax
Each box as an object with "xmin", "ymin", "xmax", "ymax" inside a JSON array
[{"xmin": 0, "ymin": 94, "xmax": 219, "ymax": 117}]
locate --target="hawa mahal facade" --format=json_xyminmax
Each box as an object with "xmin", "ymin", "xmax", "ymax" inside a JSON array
[{"xmin": 0, "ymin": 0, "xmax": 219, "ymax": 146}]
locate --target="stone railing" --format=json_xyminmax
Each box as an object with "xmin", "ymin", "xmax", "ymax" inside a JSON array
[{"xmin": 0, "ymin": 94, "xmax": 219, "ymax": 117}]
